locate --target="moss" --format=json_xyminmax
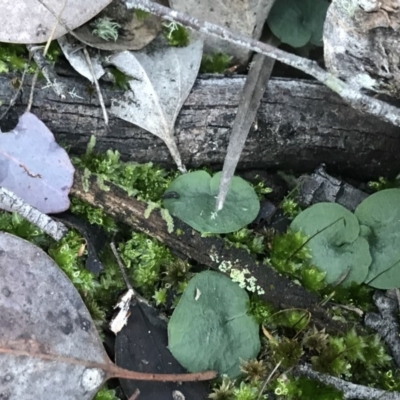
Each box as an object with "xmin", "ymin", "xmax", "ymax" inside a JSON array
[
  {"xmin": 163, "ymin": 22, "xmax": 189, "ymax": 47},
  {"xmin": 118, "ymin": 232, "xmax": 174, "ymax": 296},
  {"xmin": 70, "ymin": 198, "xmax": 117, "ymax": 233},
  {"xmin": 0, "ymin": 43, "xmax": 30, "ymax": 73},
  {"xmin": 200, "ymin": 53, "xmax": 232, "ymax": 73},
  {"xmin": 107, "ymin": 67, "xmax": 130, "ymax": 90},
  {"xmin": 0, "ymin": 41, "xmax": 61, "ymax": 75},
  {"xmin": 72, "ymin": 136, "xmax": 177, "ymax": 202},
  {"xmin": 93, "ymin": 387, "xmax": 120, "ymax": 400}
]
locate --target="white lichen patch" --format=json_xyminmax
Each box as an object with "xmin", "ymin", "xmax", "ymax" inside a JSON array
[{"xmin": 217, "ymin": 260, "xmax": 265, "ymax": 295}]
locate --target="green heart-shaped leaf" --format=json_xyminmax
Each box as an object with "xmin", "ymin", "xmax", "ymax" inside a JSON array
[
  {"xmin": 168, "ymin": 271, "xmax": 260, "ymax": 378},
  {"xmin": 267, "ymin": 0, "xmax": 329, "ymax": 48},
  {"xmin": 163, "ymin": 171, "xmax": 259, "ymax": 233},
  {"xmin": 355, "ymin": 189, "xmax": 400, "ymax": 289},
  {"xmin": 290, "ymin": 203, "xmax": 371, "ymax": 286}
]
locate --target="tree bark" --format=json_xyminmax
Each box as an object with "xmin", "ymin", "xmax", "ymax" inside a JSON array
[{"xmin": 1, "ymin": 73, "xmax": 399, "ymax": 179}]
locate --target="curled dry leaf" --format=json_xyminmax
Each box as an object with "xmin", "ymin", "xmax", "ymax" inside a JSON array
[
  {"xmin": 0, "ymin": 112, "xmax": 74, "ymax": 214},
  {"xmin": 73, "ymin": 0, "xmax": 166, "ymax": 51},
  {"xmin": 0, "ymin": 0, "xmax": 112, "ymax": 44},
  {"xmin": 109, "ymin": 38, "xmax": 203, "ymax": 172}
]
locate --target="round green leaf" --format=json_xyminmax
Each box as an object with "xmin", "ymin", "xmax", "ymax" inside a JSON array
[
  {"xmin": 168, "ymin": 271, "xmax": 260, "ymax": 378},
  {"xmin": 290, "ymin": 203, "xmax": 371, "ymax": 286},
  {"xmin": 267, "ymin": 0, "xmax": 329, "ymax": 48},
  {"xmin": 163, "ymin": 171, "xmax": 260, "ymax": 233},
  {"xmin": 355, "ymin": 189, "xmax": 400, "ymax": 289}
]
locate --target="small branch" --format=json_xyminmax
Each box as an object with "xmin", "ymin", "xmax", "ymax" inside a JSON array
[
  {"xmin": 0, "ymin": 187, "xmax": 68, "ymax": 241},
  {"xmin": 296, "ymin": 363, "xmax": 400, "ymax": 400},
  {"xmin": 126, "ymin": 0, "xmax": 400, "ymax": 127},
  {"xmin": 83, "ymin": 47, "xmax": 108, "ymax": 126},
  {"xmin": 110, "ymin": 242, "xmax": 133, "ymax": 290},
  {"xmin": 108, "ymin": 363, "xmax": 217, "ymax": 382},
  {"xmin": 365, "ymin": 290, "xmax": 400, "ymax": 368}
]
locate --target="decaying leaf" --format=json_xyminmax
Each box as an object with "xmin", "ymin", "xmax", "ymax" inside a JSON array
[
  {"xmin": 0, "ymin": 0, "xmax": 112, "ymax": 44},
  {"xmin": 109, "ymin": 38, "xmax": 203, "ymax": 172},
  {"xmin": 0, "ymin": 232, "xmax": 216, "ymax": 399},
  {"xmin": 169, "ymin": 0, "xmax": 271, "ymax": 63},
  {"xmin": 0, "ymin": 112, "xmax": 74, "ymax": 214},
  {"xmin": 0, "ymin": 231, "xmax": 109, "ymax": 399},
  {"xmin": 58, "ymin": 36, "xmax": 105, "ymax": 83},
  {"xmin": 73, "ymin": 0, "xmax": 165, "ymax": 51}
]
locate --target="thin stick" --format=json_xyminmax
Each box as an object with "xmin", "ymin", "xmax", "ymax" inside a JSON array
[
  {"xmin": 27, "ymin": 0, "xmax": 68, "ymax": 104},
  {"xmin": 83, "ymin": 47, "xmax": 109, "ymax": 125},
  {"xmin": 126, "ymin": 0, "xmax": 400, "ymax": 127},
  {"xmin": 257, "ymin": 361, "xmax": 282, "ymax": 400},
  {"xmin": 110, "ymin": 242, "xmax": 133, "ymax": 290}
]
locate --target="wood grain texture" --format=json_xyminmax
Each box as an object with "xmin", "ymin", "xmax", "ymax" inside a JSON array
[{"xmin": 1, "ymin": 73, "xmax": 399, "ymax": 178}]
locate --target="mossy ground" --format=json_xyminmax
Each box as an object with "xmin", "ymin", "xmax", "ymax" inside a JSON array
[
  {"xmin": 1, "ymin": 139, "xmax": 398, "ymax": 400},
  {"xmin": 1, "ymin": 37, "xmax": 398, "ymax": 397}
]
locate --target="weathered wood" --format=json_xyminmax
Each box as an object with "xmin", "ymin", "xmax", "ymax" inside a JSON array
[
  {"xmin": 1, "ymin": 74, "xmax": 400, "ymax": 178},
  {"xmin": 71, "ymin": 169, "xmax": 358, "ymax": 334}
]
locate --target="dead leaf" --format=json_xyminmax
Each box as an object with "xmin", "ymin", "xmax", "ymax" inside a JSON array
[
  {"xmin": 58, "ymin": 36, "xmax": 105, "ymax": 83},
  {"xmin": 0, "ymin": 112, "xmax": 74, "ymax": 214},
  {"xmin": 0, "ymin": 0, "xmax": 112, "ymax": 44},
  {"xmin": 109, "ymin": 38, "xmax": 203, "ymax": 172},
  {"xmin": 169, "ymin": 0, "xmax": 272, "ymax": 63},
  {"xmin": 0, "ymin": 232, "xmax": 216, "ymax": 399}
]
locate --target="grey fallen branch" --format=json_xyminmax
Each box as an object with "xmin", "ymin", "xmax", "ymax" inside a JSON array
[
  {"xmin": 126, "ymin": 0, "xmax": 400, "ymax": 127},
  {"xmin": 296, "ymin": 363, "xmax": 400, "ymax": 400},
  {"xmin": 0, "ymin": 187, "xmax": 68, "ymax": 241},
  {"xmin": 365, "ymin": 290, "xmax": 400, "ymax": 368}
]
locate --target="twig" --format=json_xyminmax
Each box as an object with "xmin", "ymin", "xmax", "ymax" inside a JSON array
[
  {"xmin": 83, "ymin": 47, "xmax": 108, "ymax": 125},
  {"xmin": 0, "ymin": 187, "xmax": 68, "ymax": 241},
  {"xmin": 257, "ymin": 360, "xmax": 282, "ymax": 400},
  {"xmin": 365, "ymin": 290, "xmax": 400, "ymax": 368},
  {"xmin": 126, "ymin": 0, "xmax": 400, "ymax": 127},
  {"xmin": 128, "ymin": 389, "xmax": 140, "ymax": 400},
  {"xmin": 296, "ymin": 363, "xmax": 400, "ymax": 399},
  {"xmin": 110, "ymin": 242, "xmax": 133, "ymax": 290},
  {"xmin": 27, "ymin": 0, "xmax": 68, "ymax": 102}
]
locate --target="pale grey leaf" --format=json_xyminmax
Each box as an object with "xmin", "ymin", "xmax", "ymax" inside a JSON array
[
  {"xmin": 0, "ymin": 112, "xmax": 75, "ymax": 214},
  {"xmin": 0, "ymin": 0, "xmax": 112, "ymax": 44},
  {"xmin": 58, "ymin": 36, "xmax": 105, "ymax": 83},
  {"xmin": 0, "ymin": 232, "xmax": 109, "ymax": 399},
  {"xmin": 109, "ymin": 39, "xmax": 203, "ymax": 171}
]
